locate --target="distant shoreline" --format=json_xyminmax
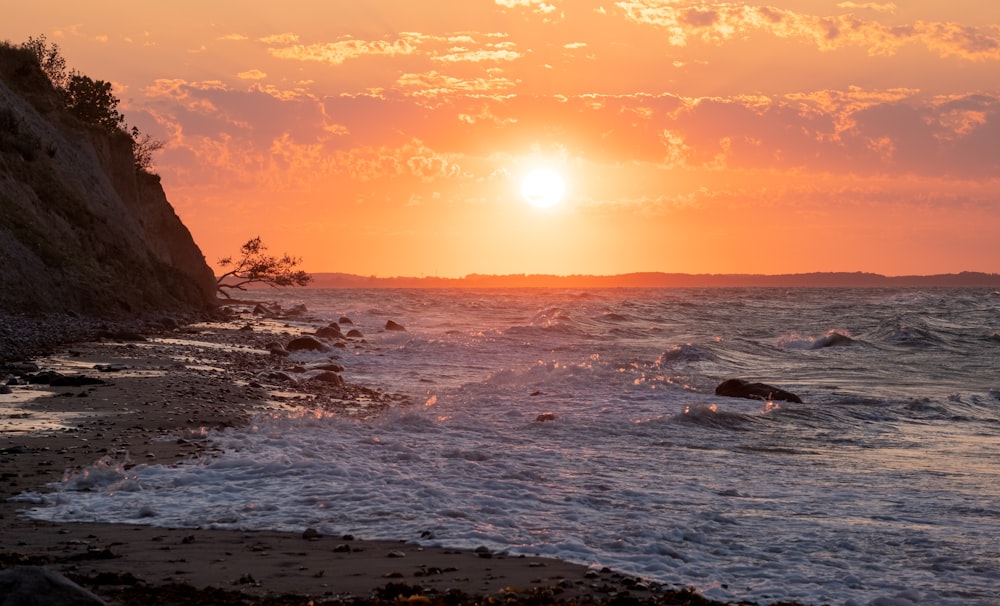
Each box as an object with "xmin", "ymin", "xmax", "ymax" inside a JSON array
[{"xmin": 272, "ymin": 271, "xmax": 1000, "ymax": 290}]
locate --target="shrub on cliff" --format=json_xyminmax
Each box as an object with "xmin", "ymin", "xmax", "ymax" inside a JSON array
[{"xmin": 13, "ymin": 35, "xmax": 163, "ymax": 175}]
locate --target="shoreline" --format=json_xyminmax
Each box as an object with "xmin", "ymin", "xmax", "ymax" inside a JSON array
[{"xmin": 1, "ymin": 306, "xmax": 744, "ymax": 605}]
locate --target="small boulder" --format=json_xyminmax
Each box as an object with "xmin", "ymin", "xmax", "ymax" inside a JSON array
[
  {"xmin": 346, "ymin": 329, "xmax": 364, "ymax": 339},
  {"xmin": 338, "ymin": 316, "xmax": 354, "ymax": 325},
  {"xmin": 286, "ymin": 304, "xmax": 308, "ymax": 316},
  {"xmin": 315, "ymin": 326, "xmax": 342, "ymax": 340},
  {"xmin": 385, "ymin": 320, "xmax": 406, "ymax": 331},
  {"xmin": 715, "ymin": 379, "xmax": 802, "ymax": 403},
  {"xmin": 535, "ymin": 412, "xmax": 557, "ymax": 422},
  {"xmin": 265, "ymin": 341, "xmax": 289, "ymax": 357},
  {"xmin": 286, "ymin": 335, "xmax": 327, "ymax": 352},
  {"xmin": 308, "ymin": 371, "xmax": 344, "ymax": 387}
]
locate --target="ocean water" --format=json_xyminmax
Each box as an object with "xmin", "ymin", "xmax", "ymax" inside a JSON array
[{"xmin": 20, "ymin": 288, "xmax": 1000, "ymax": 605}]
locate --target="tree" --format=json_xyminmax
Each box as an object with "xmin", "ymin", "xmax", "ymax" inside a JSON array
[
  {"xmin": 21, "ymin": 35, "xmax": 68, "ymax": 90},
  {"xmin": 19, "ymin": 35, "xmax": 163, "ymax": 174},
  {"xmin": 62, "ymin": 73, "xmax": 126, "ymax": 131},
  {"xmin": 216, "ymin": 237, "xmax": 312, "ymax": 297},
  {"xmin": 130, "ymin": 126, "xmax": 164, "ymax": 174}
]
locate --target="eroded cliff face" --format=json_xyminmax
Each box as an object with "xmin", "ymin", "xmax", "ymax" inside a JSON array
[{"xmin": 0, "ymin": 52, "xmax": 216, "ymax": 317}]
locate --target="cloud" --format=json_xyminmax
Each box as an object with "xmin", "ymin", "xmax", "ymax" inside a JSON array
[
  {"xmin": 614, "ymin": 1, "xmax": 1000, "ymax": 60},
  {"xmin": 218, "ymin": 33, "xmax": 249, "ymax": 41},
  {"xmin": 836, "ymin": 2, "xmax": 896, "ymax": 13},
  {"xmin": 396, "ymin": 70, "xmax": 518, "ymax": 96},
  {"xmin": 237, "ymin": 69, "xmax": 267, "ymax": 80},
  {"xmin": 495, "ymin": 0, "xmax": 558, "ymax": 15},
  {"xmin": 434, "ymin": 42, "xmax": 521, "ymax": 63},
  {"xmin": 259, "ymin": 32, "xmax": 300, "ymax": 45},
  {"xmin": 267, "ymin": 37, "xmax": 417, "ymax": 65}
]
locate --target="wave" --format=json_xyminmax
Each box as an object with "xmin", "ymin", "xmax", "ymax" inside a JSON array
[
  {"xmin": 778, "ymin": 330, "xmax": 856, "ymax": 350},
  {"xmin": 656, "ymin": 343, "xmax": 717, "ymax": 364}
]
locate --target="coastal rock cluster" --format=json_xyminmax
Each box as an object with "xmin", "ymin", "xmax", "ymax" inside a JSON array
[{"xmin": 0, "ymin": 46, "xmax": 216, "ymax": 318}]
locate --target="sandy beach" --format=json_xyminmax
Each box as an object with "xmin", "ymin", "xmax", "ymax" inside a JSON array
[{"xmin": 0, "ymin": 307, "xmax": 731, "ymax": 605}]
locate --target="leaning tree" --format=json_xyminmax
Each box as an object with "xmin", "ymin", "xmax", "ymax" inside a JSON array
[{"xmin": 216, "ymin": 236, "xmax": 311, "ymax": 298}]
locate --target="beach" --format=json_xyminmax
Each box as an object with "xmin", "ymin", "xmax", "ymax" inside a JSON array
[{"xmin": 0, "ymin": 307, "xmax": 724, "ymax": 605}]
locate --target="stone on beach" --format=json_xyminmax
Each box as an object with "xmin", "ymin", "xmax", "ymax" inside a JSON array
[
  {"xmin": 286, "ymin": 335, "xmax": 328, "ymax": 352},
  {"xmin": 385, "ymin": 320, "xmax": 406, "ymax": 331},
  {"xmin": 314, "ymin": 325, "xmax": 343, "ymax": 340}
]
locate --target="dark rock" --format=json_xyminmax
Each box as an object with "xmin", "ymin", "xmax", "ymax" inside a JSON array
[
  {"xmin": 286, "ymin": 335, "xmax": 327, "ymax": 352},
  {"xmin": 715, "ymin": 379, "xmax": 802, "ymax": 403},
  {"xmin": 0, "ymin": 385, "xmax": 11, "ymax": 394},
  {"xmin": 252, "ymin": 303, "xmax": 274, "ymax": 316},
  {"xmin": 385, "ymin": 320, "xmax": 406, "ymax": 331},
  {"xmin": 286, "ymin": 304, "xmax": 308, "ymax": 316},
  {"xmin": 264, "ymin": 341, "xmax": 289, "ymax": 357},
  {"xmin": 0, "ymin": 565, "xmax": 106, "ymax": 605},
  {"xmin": 314, "ymin": 326, "xmax": 342, "ymax": 340},
  {"xmin": 96, "ymin": 330, "xmax": 147, "ymax": 342},
  {"xmin": 535, "ymin": 412, "xmax": 557, "ymax": 422},
  {"xmin": 308, "ymin": 371, "xmax": 344, "ymax": 386},
  {"xmin": 50, "ymin": 375, "xmax": 105, "ymax": 387},
  {"xmin": 338, "ymin": 316, "xmax": 354, "ymax": 325},
  {"xmin": 346, "ymin": 329, "xmax": 364, "ymax": 339},
  {"xmin": 302, "ymin": 527, "xmax": 321, "ymax": 540},
  {"xmin": 313, "ymin": 363, "xmax": 345, "ymax": 373},
  {"xmin": 156, "ymin": 317, "xmax": 180, "ymax": 331},
  {"xmin": 27, "ymin": 370, "xmax": 64, "ymax": 384},
  {"xmin": 238, "ymin": 323, "xmax": 254, "ymax": 332}
]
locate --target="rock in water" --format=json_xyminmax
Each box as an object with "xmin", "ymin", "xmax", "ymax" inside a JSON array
[
  {"xmin": 715, "ymin": 378, "xmax": 802, "ymax": 403},
  {"xmin": 314, "ymin": 326, "xmax": 342, "ymax": 340},
  {"xmin": 286, "ymin": 335, "xmax": 327, "ymax": 352},
  {"xmin": 385, "ymin": 320, "xmax": 406, "ymax": 331},
  {"xmin": 0, "ymin": 566, "xmax": 107, "ymax": 605}
]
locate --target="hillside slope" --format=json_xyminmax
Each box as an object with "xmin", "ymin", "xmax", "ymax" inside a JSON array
[{"xmin": 0, "ymin": 46, "xmax": 215, "ymax": 317}]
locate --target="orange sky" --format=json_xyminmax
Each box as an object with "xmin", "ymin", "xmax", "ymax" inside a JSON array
[{"xmin": 6, "ymin": 1, "xmax": 1000, "ymax": 277}]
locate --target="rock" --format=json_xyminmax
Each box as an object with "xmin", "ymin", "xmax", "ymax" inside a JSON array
[
  {"xmin": 286, "ymin": 335, "xmax": 327, "ymax": 352},
  {"xmin": 157, "ymin": 317, "xmax": 180, "ymax": 331},
  {"xmin": 535, "ymin": 412, "xmax": 557, "ymax": 422},
  {"xmin": 252, "ymin": 303, "xmax": 274, "ymax": 316},
  {"xmin": 285, "ymin": 304, "xmax": 308, "ymax": 316},
  {"xmin": 313, "ymin": 363, "xmax": 344, "ymax": 373},
  {"xmin": 314, "ymin": 326, "xmax": 342, "ymax": 340},
  {"xmin": 49, "ymin": 375, "xmax": 105, "ymax": 387},
  {"xmin": 308, "ymin": 371, "xmax": 344, "ymax": 386},
  {"xmin": 302, "ymin": 527, "xmax": 321, "ymax": 540},
  {"xmin": 385, "ymin": 320, "xmax": 406, "ymax": 331},
  {"xmin": 0, "ymin": 566, "xmax": 107, "ymax": 605},
  {"xmin": 265, "ymin": 341, "xmax": 289, "ymax": 357},
  {"xmin": 0, "ymin": 385, "xmax": 11, "ymax": 394},
  {"xmin": 715, "ymin": 379, "xmax": 802, "ymax": 403},
  {"xmin": 338, "ymin": 316, "xmax": 354, "ymax": 325},
  {"xmin": 346, "ymin": 329, "xmax": 364, "ymax": 339},
  {"xmin": 27, "ymin": 370, "xmax": 64, "ymax": 384}
]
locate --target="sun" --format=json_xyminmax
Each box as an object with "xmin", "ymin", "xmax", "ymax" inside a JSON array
[{"xmin": 521, "ymin": 168, "xmax": 565, "ymax": 208}]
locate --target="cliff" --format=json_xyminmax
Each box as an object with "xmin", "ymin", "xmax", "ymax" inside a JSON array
[{"xmin": 0, "ymin": 45, "xmax": 216, "ymax": 317}]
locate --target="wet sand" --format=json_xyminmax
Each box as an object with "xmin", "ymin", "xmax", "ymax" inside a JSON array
[{"xmin": 0, "ymin": 312, "xmax": 731, "ymax": 605}]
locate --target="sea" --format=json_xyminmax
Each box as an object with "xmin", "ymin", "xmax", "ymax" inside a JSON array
[{"xmin": 19, "ymin": 288, "xmax": 1000, "ymax": 605}]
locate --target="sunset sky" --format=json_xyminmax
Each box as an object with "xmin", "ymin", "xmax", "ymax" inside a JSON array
[{"xmin": 6, "ymin": 2, "xmax": 1000, "ymax": 277}]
